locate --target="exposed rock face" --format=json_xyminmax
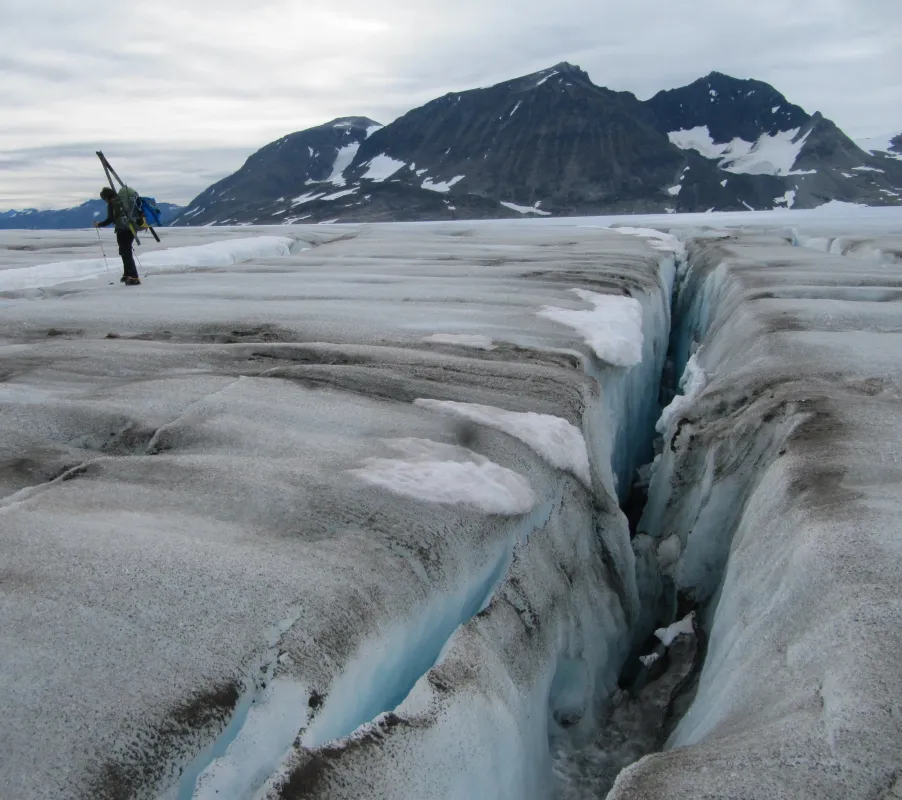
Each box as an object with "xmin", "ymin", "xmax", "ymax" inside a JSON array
[
  {"xmin": 171, "ymin": 66, "xmax": 902, "ymax": 226},
  {"xmin": 645, "ymin": 71, "xmax": 810, "ymax": 143}
]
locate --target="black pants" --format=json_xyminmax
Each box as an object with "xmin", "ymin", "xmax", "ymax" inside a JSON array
[{"xmin": 116, "ymin": 229, "xmax": 139, "ymax": 280}]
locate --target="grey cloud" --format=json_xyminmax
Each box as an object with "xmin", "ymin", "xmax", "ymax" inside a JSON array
[
  {"xmin": 2, "ymin": 0, "xmax": 901, "ymax": 208},
  {"xmin": 0, "ymin": 141, "xmax": 253, "ymax": 209}
]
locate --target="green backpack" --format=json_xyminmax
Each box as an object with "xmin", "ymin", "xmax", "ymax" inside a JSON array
[{"xmin": 116, "ymin": 185, "xmax": 145, "ymax": 229}]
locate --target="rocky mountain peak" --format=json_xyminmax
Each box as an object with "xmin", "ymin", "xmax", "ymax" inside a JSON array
[{"xmin": 647, "ymin": 72, "xmax": 809, "ymax": 143}]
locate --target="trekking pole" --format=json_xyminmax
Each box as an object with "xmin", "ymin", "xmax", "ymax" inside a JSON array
[
  {"xmin": 135, "ymin": 249, "xmax": 147, "ymax": 280},
  {"xmin": 95, "ymin": 225, "xmax": 111, "ymax": 276}
]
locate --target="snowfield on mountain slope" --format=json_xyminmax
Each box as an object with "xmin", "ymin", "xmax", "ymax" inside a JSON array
[
  {"xmin": 1, "ymin": 209, "xmax": 902, "ymax": 800},
  {"xmin": 668, "ymin": 124, "xmax": 815, "ymax": 175}
]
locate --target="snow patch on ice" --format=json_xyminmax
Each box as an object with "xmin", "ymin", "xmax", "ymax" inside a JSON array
[
  {"xmin": 774, "ymin": 189, "xmax": 796, "ymax": 208},
  {"xmin": 855, "ymin": 133, "xmax": 902, "ymax": 160},
  {"xmin": 654, "ymin": 612, "xmax": 695, "ymax": 646},
  {"xmin": 639, "ymin": 652, "xmax": 660, "ymax": 668},
  {"xmin": 501, "ymin": 201, "xmax": 551, "ymax": 216},
  {"xmin": 290, "ymin": 191, "xmax": 324, "ymax": 206},
  {"xmin": 423, "ymin": 333, "xmax": 496, "ymax": 349},
  {"xmin": 362, "ymin": 155, "xmax": 407, "ymax": 182},
  {"xmin": 320, "ymin": 188, "xmax": 358, "ymax": 201},
  {"xmin": 348, "ymin": 438, "xmax": 536, "ymax": 514},
  {"xmin": 608, "ymin": 226, "xmax": 684, "ymax": 258},
  {"xmin": 509, "ymin": 101, "xmax": 522, "ymax": 117},
  {"xmin": 327, "ymin": 143, "xmax": 363, "ymax": 186},
  {"xmin": 851, "ymin": 166, "xmax": 885, "ymax": 173},
  {"xmin": 535, "ymin": 70, "xmax": 559, "ymax": 87},
  {"xmin": 668, "ymin": 125, "xmax": 814, "ymax": 176},
  {"xmin": 422, "ymin": 175, "xmax": 465, "ymax": 193},
  {"xmin": 667, "ymin": 185, "xmax": 682, "ymax": 196},
  {"xmin": 538, "ymin": 289, "xmax": 644, "ymax": 368},
  {"xmin": 414, "ymin": 399, "xmax": 591, "ymax": 485},
  {"xmin": 657, "ymin": 352, "xmax": 707, "ymax": 435}
]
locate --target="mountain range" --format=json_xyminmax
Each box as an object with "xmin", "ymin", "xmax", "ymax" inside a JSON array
[
  {"xmin": 0, "ymin": 199, "xmax": 183, "ymax": 230},
  {"xmin": 3, "ymin": 65, "xmax": 899, "ymax": 229},
  {"xmin": 171, "ymin": 63, "xmax": 902, "ymax": 226}
]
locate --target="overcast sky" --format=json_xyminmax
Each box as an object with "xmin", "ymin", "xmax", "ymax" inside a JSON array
[{"xmin": 2, "ymin": 0, "xmax": 900, "ymax": 210}]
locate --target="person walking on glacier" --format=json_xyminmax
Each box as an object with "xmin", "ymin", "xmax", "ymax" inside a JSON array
[{"xmin": 94, "ymin": 186, "xmax": 141, "ymax": 285}]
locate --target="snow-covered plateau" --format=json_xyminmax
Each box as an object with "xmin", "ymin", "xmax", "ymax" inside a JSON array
[{"xmin": 1, "ymin": 207, "xmax": 901, "ymax": 799}]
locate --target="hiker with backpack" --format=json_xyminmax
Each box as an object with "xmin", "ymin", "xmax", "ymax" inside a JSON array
[{"xmin": 94, "ymin": 186, "xmax": 141, "ymax": 285}]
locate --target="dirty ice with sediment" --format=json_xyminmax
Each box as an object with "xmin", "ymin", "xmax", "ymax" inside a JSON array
[{"xmin": 1, "ymin": 206, "xmax": 901, "ymax": 799}]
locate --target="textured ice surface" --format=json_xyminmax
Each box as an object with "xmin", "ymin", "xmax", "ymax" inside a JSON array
[{"xmin": 3, "ymin": 209, "xmax": 902, "ymax": 799}]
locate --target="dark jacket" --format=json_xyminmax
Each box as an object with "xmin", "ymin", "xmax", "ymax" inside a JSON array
[{"xmin": 97, "ymin": 199, "xmax": 130, "ymax": 232}]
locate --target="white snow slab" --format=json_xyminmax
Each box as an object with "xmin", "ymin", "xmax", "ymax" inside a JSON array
[
  {"xmin": 327, "ymin": 143, "xmax": 363, "ymax": 186},
  {"xmin": 608, "ymin": 226, "xmax": 683, "ymax": 255},
  {"xmin": 774, "ymin": 189, "xmax": 797, "ymax": 208},
  {"xmin": 501, "ymin": 201, "xmax": 551, "ymax": 216},
  {"xmin": 414, "ymin": 399, "xmax": 591, "ymax": 485},
  {"xmin": 654, "ymin": 611, "xmax": 695, "ymax": 646},
  {"xmin": 421, "ymin": 175, "xmax": 465, "ymax": 193},
  {"xmin": 656, "ymin": 351, "xmax": 707, "ymax": 434},
  {"xmin": 538, "ymin": 288, "xmax": 644, "ymax": 367},
  {"xmin": 290, "ymin": 191, "xmax": 325, "ymax": 206},
  {"xmin": 668, "ymin": 125, "xmax": 814, "ymax": 176},
  {"xmin": 362, "ymin": 154, "xmax": 407, "ymax": 182},
  {"xmin": 320, "ymin": 188, "xmax": 358, "ymax": 201},
  {"xmin": 855, "ymin": 133, "xmax": 902, "ymax": 160},
  {"xmin": 347, "ymin": 438, "xmax": 536, "ymax": 514}
]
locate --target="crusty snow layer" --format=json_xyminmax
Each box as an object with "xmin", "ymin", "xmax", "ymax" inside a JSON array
[
  {"xmin": 538, "ymin": 289, "xmax": 644, "ymax": 367},
  {"xmin": 414, "ymin": 399, "xmax": 591, "ymax": 485},
  {"xmin": 348, "ymin": 437, "xmax": 537, "ymax": 514}
]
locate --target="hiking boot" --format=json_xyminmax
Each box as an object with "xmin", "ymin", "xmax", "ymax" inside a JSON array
[{"xmin": 124, "ymin": 277, "xmax": 141, "ymax": 286}]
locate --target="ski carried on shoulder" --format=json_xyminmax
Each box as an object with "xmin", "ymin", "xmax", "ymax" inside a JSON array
[{"xmin": 96, "ymin": 151, "xmax": 162, "ymax": 244}]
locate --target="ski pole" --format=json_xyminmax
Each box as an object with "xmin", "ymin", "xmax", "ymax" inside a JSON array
[{"xmin": 95, "ymin": 225, "xmax": 111, "ymax": 275}]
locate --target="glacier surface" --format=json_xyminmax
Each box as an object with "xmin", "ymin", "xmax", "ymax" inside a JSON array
[{"xmin": 1, "ymin": 207, "xmax": 901, "ymax": 799}]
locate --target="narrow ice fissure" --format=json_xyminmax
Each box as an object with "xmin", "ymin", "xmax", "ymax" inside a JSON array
[
  {"xmin": 173, "ymin": 608, "xmax": 304, "ymax": 800},
  {"xmin": 176, "ymin": 248, "xmax": 689, "ymax": 799},
  {"xmin": 573, "ymin": 241, "xmax": 785, "ymax": 798},
  {"xmin": 184, "ymin": 500, "xmax": 555, "ymax": 799},
  {"xmin": 301, "ymin": 503, "xmax": 556, "ymax": 749}
]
